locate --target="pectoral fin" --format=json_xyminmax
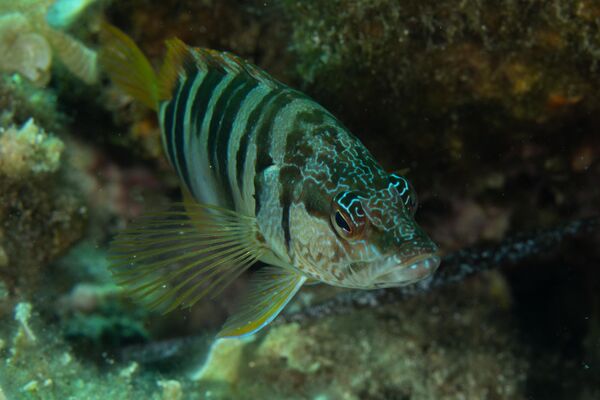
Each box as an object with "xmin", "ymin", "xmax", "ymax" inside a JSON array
[
  {"xmin": 109, "ymin": 202, "xmax": 265, "ymax": 313},
  {"xmin": 218, "ymin": 268, "xmax": 307, "ymax": 338}
]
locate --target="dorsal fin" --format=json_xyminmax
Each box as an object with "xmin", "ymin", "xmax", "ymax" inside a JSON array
[
  {"xmin": 158, "ymin": 38, "xmax": 196, "ymax": 101},
  {"xmin": 99, "ymin": 22, "xmax": 159, "ymax": 110},
  {"xmin": 192, "ymin": 48, "xmax": 284, "ymax": 90},
  {"xmin": 158, "ymin": 44, "xmax": 283, "ymax": 102},
  {"xmin": 100, "ymin": 22, "xmax": 287, "ymax": 110}
]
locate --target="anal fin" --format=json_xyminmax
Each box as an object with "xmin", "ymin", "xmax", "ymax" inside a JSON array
[{"xmin": 218, "ymin": 268, "xmax": 306, "ymax": 338}]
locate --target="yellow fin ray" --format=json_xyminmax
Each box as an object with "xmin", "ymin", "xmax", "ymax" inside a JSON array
[
  {"xmin": 217, "ymin": 268, "xmax": 306, "ymax": 338},
  {"xmin": 109, "ymin": 203, "xmax": 265, "ymax": 313},
  {"xmin": 136, "ymin": 244, "xmax": 256, "ymax": 307},
  {"xmin": 100, "ymin": 22, "xmax": 292, "ymax": 111},
  {"xmin": 158, "ymin": 37, "xmax": 195, "ymax": 101},
  {"xmin": 99, "ymin": 22, "xmax": 159, "ymax": 110},
  {"xmin": 191, "ymin": 48, "xmax": 283, "ymax": 91},
  {"xmin": 161, "ymin": 250, "xmax": 259, "ymax": 313},
  {"xmin": 111, "ymin": 234, "xmax": 249, "ymax": 264},
  {"xmin": 111, "ymin": 239, "xmax": 247, "ymax": 280}
]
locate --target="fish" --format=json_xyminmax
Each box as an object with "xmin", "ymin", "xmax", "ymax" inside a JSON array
[{"xmin": 100, "ymin": 23, "xmax": 440, "ymax": 338}]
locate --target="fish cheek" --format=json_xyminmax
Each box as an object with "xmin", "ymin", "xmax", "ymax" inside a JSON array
[
  {"xmin": 362, "ymin": 223, "xmax": 394, "ymax": 257},
  {"xmin": 289, "ymin": 202, "xmax": 342, "ymax": 279}
]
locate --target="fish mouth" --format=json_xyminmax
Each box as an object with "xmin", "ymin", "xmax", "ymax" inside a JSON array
[{"xmin": 373, "ymin": 253, "xmax": 441, "ymax": 287}]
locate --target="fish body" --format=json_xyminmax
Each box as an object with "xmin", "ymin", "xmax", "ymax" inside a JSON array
[{"xmin": 102, "ymin": 24, "xmax": 440, "ymax": 338}]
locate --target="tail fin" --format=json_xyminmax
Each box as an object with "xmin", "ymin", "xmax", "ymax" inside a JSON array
[{"xmin": 99, "ymin": 22, "xmax": 159, "ymax": 110}]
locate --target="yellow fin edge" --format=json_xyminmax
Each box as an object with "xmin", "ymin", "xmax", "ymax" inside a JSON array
[
  {"xmin": 100, "ymin": 22, "xmax": 195, "ymax": 109},
  {"xmin": 159, "ymin": 38, "xmax": 195, "ymax": 101},
  {"xmin": 217, "ymin": 271, "xmax": 306, "ymax": 338},
  {"xmin": 99, "ymin": 21, "xmax": 159, "ymax": 110}
]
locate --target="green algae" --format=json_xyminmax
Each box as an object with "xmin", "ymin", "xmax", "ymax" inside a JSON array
[{"xmin": 0, "ymin": 302, "xmax": 178, "ymax": 400}]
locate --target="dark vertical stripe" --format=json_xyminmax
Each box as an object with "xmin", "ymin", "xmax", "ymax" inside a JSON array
[
  {"xmin": 173, "ymin": 69, "xmax": 200, "ymax": 190},
  {"xmin": 161, "ymin": 80, "xmax": 181, "ymax": 168},
  {"xmin": 283, "ymin": 110, "xmax": 328, "ymax": 167},
  {"xmin": 254, "ymin": 91, "xmax": 297, "ymax": 175},
  {"xmin": 207, "ymin": 75, "xmax": 247, "ymax": 170},
  {"xmin": 215, "ymin": 81, "xmax": 258, "ymax": 204},
  {"xmin": 235, "ymin": 89, "xmax": 281, "ymax": 190},
  {"xmin": 189, "ymin": 70, "xmax": 225, "ymax": 144},
  {"xmin": 206, "ymin": 74, "xmax": 248, "ymax": 184},
  {"xmin": 252, "ymin": 91, "xmax": 297, "ymax": 215},
  {"xmin": 279, "ymin": 165, "xmax": 301, "ymax": 250}
]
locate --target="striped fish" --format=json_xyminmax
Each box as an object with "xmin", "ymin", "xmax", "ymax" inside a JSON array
[{"xmin": 101, "ymin": 23, "xmax": 440, "ymax": 338}]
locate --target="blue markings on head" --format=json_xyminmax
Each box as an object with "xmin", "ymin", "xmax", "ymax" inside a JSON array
[
  {"xmin": 389, "ymin": 173, "xmax": 410, "ymax": 203},
  {"xmin": 332, "ymin": 191, "xmax": 367, "ymax": 238},
  {"xmin": 389, "ymin": 173, "xmax": 408, "ymax": 191},
  {"xmin": 337, "ymin": 191, "xmax": 364, "ymax": 214},
  {"xmin": 388, "ymin": 173, "xmax": 418, "ymax": 214}
]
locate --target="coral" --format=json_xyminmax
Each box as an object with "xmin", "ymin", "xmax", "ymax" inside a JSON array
[
  {"xmin": 0, "ymin": 118, "xmax": 86, "ymax": 292},
  {"xmin": 0, "ymin": 13, "xmax": 52, "ymax": 86},
  {"xmin": 0, "ymin": 281, "xmax": 8, "ymax": 320},
  {"xmin": 35, "ymin": 241, "xmax": 152, "ymax": 354},
  {"xmin": 0, "ymin": 119, "xmax": 64, "ymax": 180},
  {"xmin": 0, "ymin": 0, "xmax": 99, "ymax": 85},
  {"xmin": 192, "ymin": 337, "xmax": 253, "ymax": 383},
  {"xmin": 0, "ymin": 241, "xmax": 7, "ymax": 269},
  {"xmin": 61, "ymin": 291, "xmax": 149, "ymax": 351}
]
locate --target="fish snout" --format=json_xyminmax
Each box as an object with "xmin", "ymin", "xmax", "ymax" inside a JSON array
[{"xmin": 373, "ymin": 253, "xmax": 441, "ymax": 287}]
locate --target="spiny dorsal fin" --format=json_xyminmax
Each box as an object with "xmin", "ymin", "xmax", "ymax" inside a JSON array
[
  {"xmin": 158, "ymin": 37, "xmax": 196, "ymax": 101},
  {"xmin": 99, "ymin": 21, "xmax": 159, "ymax": 110},
  {"xmin": 191, "ymin": 48, "xmax": 284, "ymax": 90}
]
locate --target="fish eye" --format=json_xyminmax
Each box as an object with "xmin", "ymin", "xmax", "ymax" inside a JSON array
[
  {"xmin": 331, "ymin": 191, "xmax": 366, "ymax": 239},
  {"xmin": 389, "ymin": 173, "xmax": 418, "ymax": 215},
  {"xmin": 334, "ymin": 211, "xmax": 351, "ymax": 233}
]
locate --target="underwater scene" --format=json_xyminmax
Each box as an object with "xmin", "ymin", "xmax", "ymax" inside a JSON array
[{"xmin": 0, "ymin": 0, "xmax": 599, "ymax": 399}]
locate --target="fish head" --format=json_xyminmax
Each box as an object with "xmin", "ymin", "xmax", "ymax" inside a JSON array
[{"xmin": 292, "ymin": 172, "xmax": 440, "ymax": 289}]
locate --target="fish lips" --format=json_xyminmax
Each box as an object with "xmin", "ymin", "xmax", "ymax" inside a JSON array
[{"xmin": 372, "ymin": 252, "xmax": 441, "ymax": 287}]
